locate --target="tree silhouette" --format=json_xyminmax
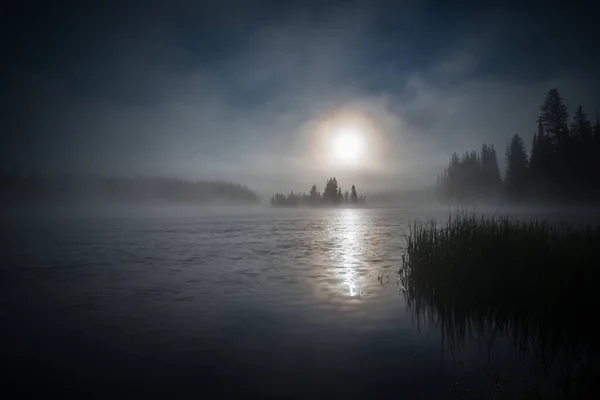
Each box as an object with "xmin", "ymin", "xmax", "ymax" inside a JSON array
[
  {"xmin": 505, "ymin": 134, "xmax": 529, "ymax": 201},
  {"xmin": 350, "ymin": 185, "xmax": 358, "ymax": 204},
  {"xmin": 436, "ymin": 88, "xmax": 599, "ymax": 204},
  {"xmin": 309, "ymin": 184, "xmax": 320, "ymax": 202},
  {"xmin": 529, "ymin": 117, "xmax": 553, "ymax": 199},
  {"xmin": 594, "ymin": 112, "xmax": 600, "ymax": 198},
  {"xmin": 436, "ymin": 145, "xmax": 502, "ymax": 202},
  {"xmin": 323, "ymin": 177, "xmax": 340, "ymax": 204},
  {"xmin": 571, "ymin": 105, "xmax": 592, "ymax": 139},
  {"xmin": 479, "ymin": 143, "xmax": 502, "ymax": 198},
  {"xmin": 271, "ymin": 178, "xmax": 363, "ymax": 207},
  {"xmin": 540, "ymin": 89, "xmax": 570, "ymax": 199},
  {"xmin": 540, "ymin": 88, "xmax": 570, "ymax": 144},
  {"xmin": 569, "ymin": 105, "xmax": 594, "ymax": 198}
]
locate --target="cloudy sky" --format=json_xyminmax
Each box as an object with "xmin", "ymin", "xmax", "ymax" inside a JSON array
[{"xmin": 2, "ymin": 0, "xmax": 599, "ymax": 193}]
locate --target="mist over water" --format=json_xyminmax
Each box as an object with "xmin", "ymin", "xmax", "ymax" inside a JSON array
[{"xmin": 4, "ymin": 205, "xmax": 598, "ymax": 397}]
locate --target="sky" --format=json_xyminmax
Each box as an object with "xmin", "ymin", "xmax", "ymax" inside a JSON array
[{"xmin": 2, "ymin": 0, "xmax": 599, "ymax": 194}]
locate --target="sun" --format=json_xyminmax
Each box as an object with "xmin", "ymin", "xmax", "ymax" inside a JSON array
[{"xmin": 331, "ymin": 125, "xmax": 364, "ymax": 164}]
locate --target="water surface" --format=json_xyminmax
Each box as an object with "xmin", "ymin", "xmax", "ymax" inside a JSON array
[{"xmin": 2, "ymin": 205, "xmax": 582, "ymax": 397}]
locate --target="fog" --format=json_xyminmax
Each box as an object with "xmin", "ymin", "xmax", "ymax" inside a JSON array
[
  {"xmin": 4, "ymin": 3, "xmax": 600, "ymax": 398},
  {"xmin": 2, "ymin": 1, "xmax": 598, "ymax": 197}
]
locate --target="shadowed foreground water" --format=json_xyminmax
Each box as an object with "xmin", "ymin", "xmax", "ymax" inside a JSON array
[{"xmin": 2, "ymin": 206, "xmax": 596, "ymax": 398}]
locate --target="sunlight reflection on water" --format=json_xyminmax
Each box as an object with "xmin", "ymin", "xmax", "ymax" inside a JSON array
[
  {"xmin": 305, "ymin": 207, "xmax": 404, "ymax": 303},
  {"xmin": 338, "ymin": 209, "xmax": 363, "ymax": 297}
]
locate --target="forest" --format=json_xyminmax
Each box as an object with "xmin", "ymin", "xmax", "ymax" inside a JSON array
[
  {"xmin": 0, "ymin": 172, "xmax": 259, "ymax": 205},
  {"xmin": 437, "ymin": 88, "xmax": 600, "ymax": 203},
  {"xmin": 271, "ymin": 177, "xmax": 366, "ymax": 206}
]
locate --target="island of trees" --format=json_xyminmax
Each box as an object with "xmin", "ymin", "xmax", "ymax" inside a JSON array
[
  {"xmin": 0, "ymin": 171, "xmax": 260, "ymax": 205},
  {"xmin": 436, "ymin": 88, "xmax": 600, "ymax": 204},
  {"xmin": 271, "ymin": 177, "xmax": 366, "ymax": 206}
]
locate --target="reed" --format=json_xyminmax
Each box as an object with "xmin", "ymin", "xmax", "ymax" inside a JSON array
[{"xmin": 400, "ymin": 212, "xmax": 600, "ymax": 397}]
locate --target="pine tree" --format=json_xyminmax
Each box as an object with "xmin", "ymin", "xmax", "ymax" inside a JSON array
[
  {"xmin": 480, "ymin": 143, "xmax": 502, "ymax": 197},
  {"xmin": 571, "ymin": 105, "xmax": 592, "ymax": 139},
  {"xmin": 448, "ymin": 152, "xmax": 460, "ymax": 199},
  {"xmin": 594, "ymin": 111, "xmax": 600, "ymax": 199},
  {"xmin": 323, "ymin": 177, "xmax": 339, "ymax": 204},
  {"xmin": 529, "ymin": 117, "xmax": 550, "ymax": 199},
  {"xmin": 350, "ymin": 185, "xmax": 358, "ymax": 204},
  {"xmin": 309, "ymin": 184, "xmax": 319, "ymax": 202},
  {"xmin": 505, "ymin": 134, "xmax": 529, "ymax": 201},
  {"xmin": 538, "ymin": 89, "xmax": 571, "ymax": 200},
  {"xmin": 569, "ymin": 105, "xmax": 593, "ymax": 199},
  {"xmin": 540, "ymin": 88, "xmax": 569, "ymax": 144}
]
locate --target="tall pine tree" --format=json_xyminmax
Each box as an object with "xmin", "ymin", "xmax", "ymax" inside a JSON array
[
  {"xmin": 538, "ymin": 89, "xmax": 570, "ymax": 200},
  {"xmin": 570, "ymin": 105, "xmax": 593, "ymax": 198},
  {"xmin": 540, "ymin": 89, "xmax": 570, "ymax": 144}
]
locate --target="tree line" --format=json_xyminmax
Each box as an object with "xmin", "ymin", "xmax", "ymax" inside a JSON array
[
  {"xmin": 0, "ymin": 169, "xmax": 259, "ymax": 205},
  {"xmin": 271, "ymin": 177, "xmax": 366, "ymax": 206},
  {"xmin": 437, "ymin": 88, "xmax": 600, "ymax": 203}
]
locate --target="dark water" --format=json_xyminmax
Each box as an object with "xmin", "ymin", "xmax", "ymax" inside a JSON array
[{"xmin": 2, "ymin": 206, "xmax": 591, "ymax": 397}]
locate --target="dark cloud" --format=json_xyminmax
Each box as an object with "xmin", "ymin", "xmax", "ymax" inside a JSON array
[{"xmin": 2, "ymin": 0, "xmax": 598, "ymax": 192}]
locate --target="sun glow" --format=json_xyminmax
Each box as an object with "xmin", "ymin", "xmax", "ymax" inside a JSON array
[
  {"xmin": 310, "ymin": 107, "xmax": 384, "ymax": 171},
  {"xmin": 331, "ymin": 125, "xmax": 365, "ymax": 164}
]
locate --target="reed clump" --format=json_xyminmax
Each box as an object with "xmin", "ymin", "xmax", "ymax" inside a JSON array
[{"xmin": 401, "ymin": 212, "xmax": 600, "ymax": 397}]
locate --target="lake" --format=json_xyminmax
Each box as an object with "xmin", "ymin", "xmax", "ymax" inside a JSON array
[{"xmin": 2, "ymin": 205, "xmax": 595, "ymax": 397}]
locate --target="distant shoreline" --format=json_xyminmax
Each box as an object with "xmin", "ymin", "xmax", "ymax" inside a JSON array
[{"xmin": 0, "ymin": 172, "xmax": 260, "ymax": 205}]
